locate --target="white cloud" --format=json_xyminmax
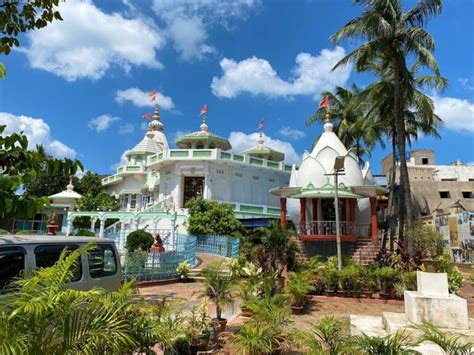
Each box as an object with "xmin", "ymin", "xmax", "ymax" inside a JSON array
[
  {"xmin": 115, "ymin": 87, "xmax": 174, "ymax": 110},
  {"xmin": 279, "ymin": 126, "xmax": 305, "ymax": 139},
  {"xmin": 0, "ymin": 112, "xmax": 76, "ymax": 158},
  {"xmin": 459, "ymin": 77, "xmax": 474, "ymax": 91},
  {"xmin": 21, "ymin": 0, "xmax": 164, "ymax": 81},
  {"xmin": 228, "ymin": 131, "xmax": 300, "ymax": 164},
  {"xmin": 432, "ymin": 95, "xmax": 474, "ymax": 133},
  {"xmin": 88, "ymin": 114, "xmax": 120, "ymax": 132},
  {"xmin": 118, "ymin": 123, "xmax": 135, "ymax": 135},
  {"xmin": 152, "ymin": 0, "xmax": 260, "ymax": 60},
  {"xmin": 211, "ymin": 47, "xmax": 352, "ymax": 99}
]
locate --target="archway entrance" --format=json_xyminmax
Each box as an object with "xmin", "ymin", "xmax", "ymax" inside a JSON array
[{"xmin": 183, "ymin": 176, "xmax": 204, "ymax": 207}]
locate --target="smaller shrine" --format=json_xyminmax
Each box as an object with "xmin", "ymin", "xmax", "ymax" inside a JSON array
[
  {"xmin": 48, "ymin": 178, "xmax": 83, "ymax": 234},
  {"xmin": 271, "ymin": 113, "xmax": 387, "ymax": 258}
]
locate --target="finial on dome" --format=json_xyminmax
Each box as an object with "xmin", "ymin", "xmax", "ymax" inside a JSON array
[
  {"xmin": 66, "ymin": 175, "xmax": 74, "ymax": 191},
  {"xmin": 323, "ymin": 109, "xmax": 333, "ymax": 132},
  {"xmin": 199, "ymin": 104, "xmax": 208, "ymax": 132},
  {"xmin": 258, "ymin": 130, "xmax": 264, "ymax": 146},
  {"xmin": 148, "ymin": 105, "xmax": 164, "ymax": 132}
]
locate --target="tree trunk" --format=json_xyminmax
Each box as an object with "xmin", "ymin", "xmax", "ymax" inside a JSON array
[
  {"xmin": 392, "ymin": 56, "xmax": 414, "ymax": 257},
  {"xmin": 387, "ymin": 134, "xmax": 397, "ymax": 252}
]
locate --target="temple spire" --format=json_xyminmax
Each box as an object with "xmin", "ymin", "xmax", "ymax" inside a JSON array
[
  {"xmin": 199, "ymin": 104, "xmax": 208, "ymax": 132},
  {"xmin": 148, "ymin": 105, "xmax": 164, "ymax": 132}
]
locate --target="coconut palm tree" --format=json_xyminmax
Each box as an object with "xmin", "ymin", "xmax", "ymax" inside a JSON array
[
  {"xmin": 306, "ymin": 84, "xmax": 384, "ymax": 163},
  {"xmin": 331, "ymin": 0, "xmax": 444, "ymax": 241},
  {"xmin": 362, "ymin": 58, "xmax": 445, "ymax": 251}
]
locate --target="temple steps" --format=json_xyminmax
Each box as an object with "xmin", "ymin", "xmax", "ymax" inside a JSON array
[{"xmin": 351, "ymin": 237, "xmax": 379, "ymax": 266}]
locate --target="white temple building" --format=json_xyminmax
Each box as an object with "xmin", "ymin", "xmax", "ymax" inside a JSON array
[
  {"xmin": 271, "ymin": 116, "xmax": 387, "ymax": 259},
  {"xmin": 101, "ymin": 106, "xmax": 291, "ymax": 225}
]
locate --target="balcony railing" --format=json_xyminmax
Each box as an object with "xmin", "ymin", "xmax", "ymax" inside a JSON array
[{"xmin": 295, "ymin": 221, "xmax": 356, "ymax": 236}]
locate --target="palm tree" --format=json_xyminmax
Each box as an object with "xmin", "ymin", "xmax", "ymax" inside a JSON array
[
  {"xmin": 361, "ymin": 58, "xmax": 445, "ymax": 251},
  {"xmin": 331, "ymin": 0, "xmax": 444, "ymax": 242},
  {"xmin": 306, "ymin": 84, "xmax": 383, "ymax": 163}
]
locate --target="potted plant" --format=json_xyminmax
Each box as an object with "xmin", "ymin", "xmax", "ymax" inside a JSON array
[
  {"xmin": 322, "ymin": 268, "xmax": 339, "ymax": 296},
  {"xmin": 236, "ymin": 280, "xmax": 258, "ymax": 317},
  {"xmin": 176, "ymin": 261, "xmax": 191, "ymax": 282},
  {"xmin": 394, "ymin": 282, "xmax": 405, "ymax": 300},
  {"xmin": 285, "ymin": 271, "xmax": 313, "ymax": 314},
  {"xmin": 377, "ymin": 267, "xmax": 401, "ymax": 300},
  {"xmin": 201, "ymin": 261, "xmax": 237, "ymax": 333},
  {"xmin": 189, "ymin": 298, "xmax": 211, "ymax": 354},
  {"xmin": 361, "ymin": 268, "xmax": 379, "ymax": 298}
]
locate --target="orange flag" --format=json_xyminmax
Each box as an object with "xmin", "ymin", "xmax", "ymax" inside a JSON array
[
  {"xmin": 200, "ymin": 104, "xmax": 207, "ymax": 116},
  {"xmin": 149, "ymin": 89, "xmax": 157, "ymax": 103},
  {"xmin": 319, "ymin": 96, "xmax": 329, "ymax": 109}
]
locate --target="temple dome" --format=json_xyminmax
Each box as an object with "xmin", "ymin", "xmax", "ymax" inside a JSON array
[
  {"xmin": 175, "ymin": 115, "xmax": 231, "ymax": 150},
  {"xmin": 241, "ymin": 132, "xmax": 285, "ymax": 162},
  {"xmin": 126, "ymin": 106, "xmax": 169, "ymax": 157}
]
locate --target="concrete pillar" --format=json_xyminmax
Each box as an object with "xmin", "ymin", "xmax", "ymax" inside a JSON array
[
  {"xmin": 171, "ymin": 212, "xmax": 177, "ymax": 250},
  {"xmin": 312, "ymin": 198, "xmax": 318, "ymax": 222},
  {"xmin": 119, "ymin": 220, "xmax": 126, "ymax": 250},
  {"xmin": 99, "ymin": 219, "xmax": 105, "ymax": 238},
  {"xmin": 280, "ymin": 197, "xmax": 287, "ymax": 230},
  {"xmin": 370, "ymin": 197, "xmax": 378, "ymax": 242},
  {"xmin": 66, "ymin": 218, "xmax": 73, "ymax": 236},
  {"xmin": 90, "ymin": 218, "xmax": 96, "ymax": 233},
  {"xmin": 300, "ymin": 198, "xmax": 306, "ymax": 234}
]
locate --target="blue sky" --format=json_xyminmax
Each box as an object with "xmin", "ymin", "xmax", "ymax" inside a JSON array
[{"xmin": 1, "ymin": 0, "xmax": 473, "ymax": 175}]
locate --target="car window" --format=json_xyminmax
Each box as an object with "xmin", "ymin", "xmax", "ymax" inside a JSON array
[
  {"xmin": 88, "ymin": 244, "xmax": 117, "ymax": 278},
  {"xmin": 35, "ymin": 245, "xmax": 82, "ymax": 282},
  {"xmin": 0, "ymin": 247, "xmax": 25, "ymax": 292}
]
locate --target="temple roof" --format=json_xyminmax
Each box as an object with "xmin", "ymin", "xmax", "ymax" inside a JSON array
[
  {"xmin": 126, "ymin": 106, "xmax": 169, "ymax": 156},
  {"xmin": 174, "ymin": 114, "xmax": 232, "ymax": 151},
  {"xmin": 49, "ymin": 181, "xmax": 82, "ymax": 201},
  {"xmin": 241, "ymin": 132, "xmax": 285, "ymax": 162}
]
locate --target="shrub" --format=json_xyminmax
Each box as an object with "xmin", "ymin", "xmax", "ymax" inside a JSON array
[
  {"xmin": 0, "ymin": 229, "xmax": 9, "ymax": 235},
  {"xmin": 75, "ymin": 229, "xmax": 96, "ymax": 237},
  {"xmin": 15, "ymin": 230, "xmax": 32, "ymax": 235},
  {"xmin": 376, "ymin": 267, "xmax": 401, "ymax": 292},
  {"xmin": 409, "ymin": 226, "xmax": 444, "ymax": 264},
  {"xmin": 176, "ymin": 261, "xmax": 190, "ymax": 281},
  {"xmin": 436, "ymin": 251, "xmax": 463, "ymax": 294},
  {"xmin": 126, "ymin": 230, "xmax": 154, "ymax": 252},
  {"xmin": 285, "ymin": 271, "xmax": 313, "ymax": 307},
  {"xmin": 339, "ymin": 264, "xmax": 363, "ymax": 292},
  {"xmin": 402, "ymin": 271, "xmax": 417, "ymax": 291}
]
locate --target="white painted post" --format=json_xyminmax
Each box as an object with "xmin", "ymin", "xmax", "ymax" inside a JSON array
[
  {"xmin": 99, "ymin": 219, "xmax": 105, "ymax": 238},
  {"xmin": 119, "ymin": 220, "xmax": 126, "ymax": 250},
  {"xmin": 90, "ymin": 218, "xmax": 96, "ymax": 233},
  {"xmin": 171, "ymin": 212, "xmax": 177, "ymax": 250},
  {"xmin": 66, "ymin": 218, "xmax": 73, "ymax": 236}
]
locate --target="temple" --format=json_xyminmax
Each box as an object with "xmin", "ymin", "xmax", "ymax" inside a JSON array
[
  {"xmin": 271, "ymin": 115, "xmax": 387, "ymax": 259},
  {"xmin": 101, "ymin": 106, "xmax": 291, "ymax": 228}
]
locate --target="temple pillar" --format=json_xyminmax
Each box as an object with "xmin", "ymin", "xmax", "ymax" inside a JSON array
[
  {"xmin": 99, "ymin": 219, "xmax": 105, "ymax": 238},
  {"xmin": 341, "ymin": 198, "xmax": 346, "ymax": 221},
  {"xmin": 300, "ymin": 198, "xmax": 306, "ymax": 234},
  {"xmin": 312, "ymin": 198, "xmax": 318, "ymax": 221},
  {"xmin": 370, "ymin": 197, "xmax": 378, "ymax": 242},
  {"xmin": 280, "ymin": 197, "xmax": 287, "ymax": 230},
  {"xmin": 90, "ymin": 218, "xmax": 96, "ymax": 233},
  {"xmin": 66, "ymin": 218, "xmax": 73, "ymax": 236}
]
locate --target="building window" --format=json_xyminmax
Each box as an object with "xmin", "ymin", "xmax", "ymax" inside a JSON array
[
  {"xmin": 469, "ymin": 179, "xmax": 474, "ymax": 182},
  {"xmin": 252, "ymin": 176, "xmax": 260, "ymax": 180},
  {"xmin": 421, "ymin": 157, "xmax": 429, "ymax": 165},
  {"xmin": 122, "ymin": 196, "xmax": 129, "ymax": 210},
  {"xmin": 235, "ymin": 173, "xmax": 242, "ymax": 177},
  {"xmin": 462, "ymin": 191, "xmax": 473, "ymax": 199},
  {"xmin": 439, "ymin": 191, "xmax": 451, "ymax": 199},
  {"xmin": 441, "ymin": 178, "xmax": 457, "ymax": 182},
  {"xmin": 130, "ymin": 194, "xmax": 137, "ymax": 209},
  {"xmin": 209, "ymin": 144, "xmax": 216, "ymax": 149},
  {"xmin": 216, "ymin": 169, "xmax": 224, "ymax": 175},
  {"xmin": 196, "ymin": 142, "xmax": 204, "ymax": 149}
]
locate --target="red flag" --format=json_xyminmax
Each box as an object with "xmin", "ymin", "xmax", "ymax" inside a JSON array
[
  {"xmin": 200, "ymin": 104, "xmax": 207, "ymax": 116},
  {"xmin": 143, "ymin": 113, "xmax": 152, "ymax": 119},
  {"xmin": 258, "ymin": 119, "xmax": 265, "ymax": 130},
  {"xmin": 149, "ymin": 89, "xmax": 157, "ymax": 103},
  {"xmin": 319, "ymin": 96, "xmax": 329, "ymax": 109}
]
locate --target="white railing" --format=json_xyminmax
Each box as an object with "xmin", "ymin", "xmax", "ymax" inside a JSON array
[{"xmin": 294, "ymin": 221, "xmax": 356, "ymax": 236}]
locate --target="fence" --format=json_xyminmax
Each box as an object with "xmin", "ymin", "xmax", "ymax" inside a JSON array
[
  {"xmin": 122, "ymin": 234, "xmax": 197, "ymax": 281},
  {"xmin": 195, "ymin": 235, "xmax": 240, "ymax": 258}
]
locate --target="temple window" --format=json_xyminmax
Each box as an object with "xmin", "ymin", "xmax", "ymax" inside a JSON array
[
  {"xmin": 209, "ymin": 144, "xmax": 216, "ymax": 149},
  {"xmin": 187, "ymin": 143, "xmax": 192, "ymax": 149},
  {"xmin": 130, "ymin": 194, "xmax": 137, "ymax": 209},
  {"xmin": 196, "ymin": 142, "xmax": 204, "ymax": 149},
  {"xmin": 121, "ymin": 195, "xmax": 129, "ymax": 210},
  {"xmin": 439, "ymin": 191, "xmax": 450, "ymax": 199}
]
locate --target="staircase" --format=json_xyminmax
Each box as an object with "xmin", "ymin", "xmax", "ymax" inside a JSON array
[
  {"xmin": 351, "ymin": 237, "xmax": 379, "ymax": 266},
  {"xmin": 290, "ymin": 235, "xmax": 308, "ymax": 262}
]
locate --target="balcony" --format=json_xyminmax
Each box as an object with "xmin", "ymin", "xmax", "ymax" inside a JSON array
[{"xmin": 294, "ymin": 220, "xmax": 358, "ymax": 242}]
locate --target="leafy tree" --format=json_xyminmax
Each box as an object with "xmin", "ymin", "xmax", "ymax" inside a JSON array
[
  {"xmin": 186, "ymin": 196, "xmax": 243, "ymax": 237},
  {"xmin": 1, "ymin": 0, "xmax": 63, "ymax": 77},
  {"xmin": 331, "ymin": 0, "xmax": 444, "ymax": 242},
  {"xmin": 22, "ymin": 145, "xmax": 79, "ymax": 197},
  {"xmin": 75, "ymin": 171, "xmax": 103, "ymax": 196},
  {"xmin": 0, "ymin": 125, "xmax": 83, "ymax": 219}
]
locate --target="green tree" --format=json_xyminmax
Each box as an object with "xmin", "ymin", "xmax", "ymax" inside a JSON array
[
  {"xmin": 0, "ymin": 126, "xmax": 83, "ymax": 220},
  {"xmin": 22, "ymin": 145, "xmax": 79, "ymax": 198},
  {"xmin": 1, "ymin": 0, "xmax": 63, "ymax": 77},
  {"xmin": 186, "ymin": 196, "xmax": 243, "ymax": 237},
  {"xmin": 75, "ymin": 171, "xmax": 103, "ymax": 196},
  {"xmin": 331, "ymin": 0, "xmax": 444, "ymax": 242}
]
